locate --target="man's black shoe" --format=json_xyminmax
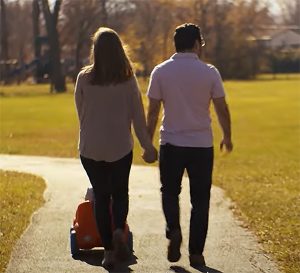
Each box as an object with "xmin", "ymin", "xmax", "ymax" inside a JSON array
[
  {"xmin": 167, "ymin": 229, "xmax": 182, "ymax": 262},
  {"xmin": 189, "ymin": 254, "xmax": 206, "ymax": 267}
]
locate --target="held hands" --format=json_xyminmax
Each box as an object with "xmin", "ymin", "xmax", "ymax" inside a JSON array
[
  {"xmin": 142, "ymin": 146, "xmax": 158, "ymax": 163},
  {"xmin": 220, "ymin": 137, "xmax": 233, "ymax": 153}
]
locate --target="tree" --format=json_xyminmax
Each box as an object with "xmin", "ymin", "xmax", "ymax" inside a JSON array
[
  {"xmin": 60, "ymin": 0, "xmax": 118, "ymax": 80},
  {"xmin": 128, "ymin": 0, "xmax": 181, "ymax": 76},
  {"xmin": 0, "ymin": 0, "xmax": 8, "ymax": 83},
  {"xmin": 192, "ymin": 0, "xmax": 273, "ymax": 78},
  {"xmin": 39, "ymin": 0, "xmax": 66, "ymax": 92},
  {"xmin": 99, "ymin": 0, "xmax": 108, "ymax": 25},
  {"xmin": 226, "ymin": 0, "xmax": 273, "ymax": 78},
  {"xmin": 128, "ymin": 0, "xmax": 161, "ymax": 75},
  {"xmin": 277, "ymin": 0, "xmax": 300, "ymax": 27},
  {"xmin": 61, "ymin": 0, "xmax": 101, "ymax": 80},
  {"xmin": 55, "ymin": 0, "xmax": 276, "ymax": 80},
  {"xmin": 32, "ymin": 0, "xmax": 44, "ymax": 83},
  {"xmin": 1, "ymin": 0, "xmax": 34, "ymax": 83}
]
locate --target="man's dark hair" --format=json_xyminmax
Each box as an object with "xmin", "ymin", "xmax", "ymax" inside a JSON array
[{"xmin": 174, "ymin": 23, "xmax": 204, "ymax": 52}]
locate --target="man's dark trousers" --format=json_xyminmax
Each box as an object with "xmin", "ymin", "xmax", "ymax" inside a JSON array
[{"xmin": 159, "ymin": 143, "xmax": 214, "ymax": 255}]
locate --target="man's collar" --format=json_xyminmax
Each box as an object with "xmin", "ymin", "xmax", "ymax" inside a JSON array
[{"xmin": 171, "ymin": 52, "xmax": 199, "ymax": 60}]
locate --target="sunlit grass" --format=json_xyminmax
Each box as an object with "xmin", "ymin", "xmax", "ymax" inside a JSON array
[
  {"xmin": 0, "ymin": 171, "xmax": 45, "ymax": 273},
  {"xmin": 0, "ymin": 84, "xmax": 78, "ymax": 157},
  {"xmin": 0, "ymin": 75, "xmax": 300, "ymax": 272},
  {"xmin": 256, "ymin": 73, "xmax": 300, "ymax": 81},
  {"xmin": 215, "ymin": 79, "xmax": 300, "ymax": 273}
]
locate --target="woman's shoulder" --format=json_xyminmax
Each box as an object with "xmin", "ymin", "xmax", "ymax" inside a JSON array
[
  {"xmin": 77, "ymin": 67, "xmax": 92, "ymax": 82},
  {"xmin": 124, "ymin": 75, "xmax": 139, "ymax": 86},
  {"xmin": 111, "ymin": 75, "xmax": 137, "ymax": 89},
  {"xmin": 123, "ymin": 75, "xmax": 140, "ymax": 92}
]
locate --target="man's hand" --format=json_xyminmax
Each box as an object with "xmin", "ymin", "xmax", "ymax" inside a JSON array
[
  {"xmin": 142, "ymin": 146, "xmax": 158, "ymax": 163},
  {"xmin": 220, "ymin": 137, "xmax": 233, "ymax": 152}
]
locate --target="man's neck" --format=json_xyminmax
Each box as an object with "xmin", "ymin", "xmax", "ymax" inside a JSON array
[
  {"xmin": 176, "ymin": 49, "xmax": 201, "ymax": 59},
  {"xmin": 177, "ymin": 49, "xmax": 195, "ymax": 54}
]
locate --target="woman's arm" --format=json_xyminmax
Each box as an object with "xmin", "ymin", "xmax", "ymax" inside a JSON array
[{"xmin": 74, "ymin": 73, "xmax": 83, "ymax": 120}]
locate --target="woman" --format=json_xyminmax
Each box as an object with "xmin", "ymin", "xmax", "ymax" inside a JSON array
[{"xmin": 74, "ymin": 27, "xmax": 157, "ymax": 268}]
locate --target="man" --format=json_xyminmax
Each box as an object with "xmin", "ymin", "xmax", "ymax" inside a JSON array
[{"xmin": 146, "ymin": 23, "xmax": 233, "ymax": 267}]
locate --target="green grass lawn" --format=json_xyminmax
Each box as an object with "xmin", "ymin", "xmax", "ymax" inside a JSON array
[
  {"xmin": 0, "ymin": 76, "xmax": 299, "ymax": 272},
  {"xmin": 214, "ymin": 79, "xmax": 300, "ymax": 273},
  {"xmin": 0, "ymin": 171, "xmax": 45, "ymax": 273}
]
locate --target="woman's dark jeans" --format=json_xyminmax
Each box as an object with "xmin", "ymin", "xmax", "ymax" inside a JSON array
[
  {"xmin": 159, "ymin": 144, "xmax": 213, "ymax": 255},
  {"xmin": 80, "ymin": 151, "xmax": 132, "ymax": 250}
]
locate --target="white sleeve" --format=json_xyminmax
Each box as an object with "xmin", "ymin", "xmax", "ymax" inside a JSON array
[
  {"xmin": 147, "ymin": 67, "xmax": 162, "ymax": 100},
  {"xmin": 210, "ymin": 66, "xmax": 225, "ymax": 98}
]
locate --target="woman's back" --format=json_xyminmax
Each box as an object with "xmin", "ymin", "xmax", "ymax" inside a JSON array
[{"xmin": 75, "ymin": 72, "xmax": 145, "ymax": 162}]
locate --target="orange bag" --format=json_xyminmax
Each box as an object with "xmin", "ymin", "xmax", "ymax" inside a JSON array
[
  {"xmin": 72, "ymin": 201, "xmax": 102, "ymax": 249},
  {"xmin": 70, "ymin": 200, "xmax": 132, "ymax": 256}
]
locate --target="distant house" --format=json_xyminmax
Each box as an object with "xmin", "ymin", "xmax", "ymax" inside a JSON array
[
  {"xmin": 267, "ymin": 29, "xmax": 300, "ymax": 49},
  {"xmin": 251, "ymin": 26, "xmax": 300, "ymax": 50},
  {"xmin": 249, "ymin": 26, "xmax": 300, "ymax": 73}
]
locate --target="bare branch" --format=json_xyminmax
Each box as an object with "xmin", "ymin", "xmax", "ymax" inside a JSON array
[{"xmin": 53, "ymin": 0, "xmax": 62, "ymax": 26}]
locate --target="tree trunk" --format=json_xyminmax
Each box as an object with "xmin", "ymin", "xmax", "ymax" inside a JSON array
[
  {"xmin": 74, "ymin": 38, "xmax": 83, "ymax": 82},
  {"xmin": 40, "ymin": 0, "xmax": 66, "ymax": 92},
  {"xmin": 32, "ymin": 0, "xmax": 43, "ymax": 83},
  {"xmin": 0, "ymin": 0, "xmax": 9, "ymax": 83},
  {"xmin": 99, "ymin": 0, "xmax": 108, "ymax": 25}
]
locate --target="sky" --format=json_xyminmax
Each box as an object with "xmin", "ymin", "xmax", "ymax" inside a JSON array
[{"xmin": 264, "ymin": 0, "xmax": 281, "ymax": 15}]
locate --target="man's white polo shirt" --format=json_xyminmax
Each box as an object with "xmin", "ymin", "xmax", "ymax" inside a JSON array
[{"xmin": 147, "ymin": 52, "xmax": 225, "ymax": 147}]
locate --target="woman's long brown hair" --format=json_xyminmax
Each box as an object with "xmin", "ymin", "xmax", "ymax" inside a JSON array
[{"xmin": 83, "ymin": 27, "xmax": 133, "ymax": 85}]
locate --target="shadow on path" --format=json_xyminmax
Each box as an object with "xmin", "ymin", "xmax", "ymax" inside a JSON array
[
  {"xmin": 191, "ymin": 265, "xmax": 223, "ymax": 273},
  {"xmin": 72, "ymin": 249, "xmax": 137, "ymax": 272},
  {"xmin": 169, "ymin": 265, "xmax": 223, "ymax": 273},
  {"xmin": 169, "ymin": 266, "xmax": 193, "ymax": 273}
]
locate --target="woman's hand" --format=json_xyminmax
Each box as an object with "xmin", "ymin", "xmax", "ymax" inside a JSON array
[{"xmin": 142, "ymin": 146, "xmax": 158, "ymax": 163}]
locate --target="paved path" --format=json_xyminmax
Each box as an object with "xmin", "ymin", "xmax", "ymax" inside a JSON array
[{"xmin": 0, "ymin": 155, "xmax": 281, "ymax": 273}]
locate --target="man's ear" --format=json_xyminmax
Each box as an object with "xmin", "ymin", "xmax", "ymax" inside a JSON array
[
  {"xmin": 194, "ymin": 40, "xmax": 202, "ymax": 56},
  {"xmin": 193, "ymin": 40, "xmax": 199, "ymax": 50}
]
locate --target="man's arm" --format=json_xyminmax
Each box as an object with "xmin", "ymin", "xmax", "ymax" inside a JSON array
[
  {"xmin": 146, "ymin": 98, "xmax": 161, "ymax": 141},
  {"xmin": 212, "ymin": 97, "xmax": 233, "ymax": 152}
]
